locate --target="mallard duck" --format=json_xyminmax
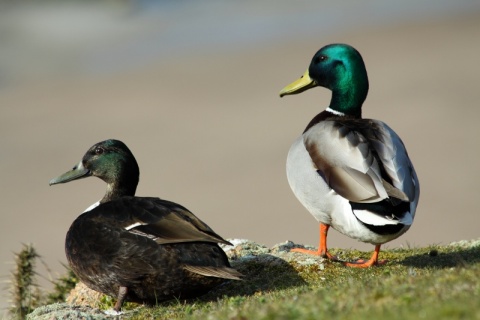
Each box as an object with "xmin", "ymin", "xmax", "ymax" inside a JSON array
[
  {"xmin": 279, "ymin": 43, "xmax": 420, "ymax": 268},
  {"xmin": 49, "ymin": 139, "xmax": 242, "ymax": 312}
]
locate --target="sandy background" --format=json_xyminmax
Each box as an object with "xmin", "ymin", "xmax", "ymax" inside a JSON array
[{"xmin": 1, "ymin": 1, "xmax": 480, "ymax": 311}]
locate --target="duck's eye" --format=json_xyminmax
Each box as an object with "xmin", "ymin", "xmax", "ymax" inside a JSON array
[
  {"xmin": 94, "ymin": 147, "xmax": 104, "ymax": 155},
  {"xmin": 315, "ymin": 55, "xmax": 327, "ymax": 63}
]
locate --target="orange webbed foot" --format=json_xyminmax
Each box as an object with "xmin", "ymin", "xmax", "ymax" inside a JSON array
[
  {"xmin": 290, "ymin": 247, "xmax": 339, "ymax": 261},
  {"xmin": 343, "ymin": 258, "xmax": 387, "ymax": 268},
  {"xmin": 290, "ymin": 223, "xmax": 338, "ymax": 260},
  {"xmin": 342, "ymin": 245, "xmax": 385, "ymax": 268}
]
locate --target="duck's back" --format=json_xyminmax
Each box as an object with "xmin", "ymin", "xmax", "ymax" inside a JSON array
[{"xmin": 66, "ymin": 197, "xmax": 236, "ymax": 304}]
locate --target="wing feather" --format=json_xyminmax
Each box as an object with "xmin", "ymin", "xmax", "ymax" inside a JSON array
[
  {"xmin": 183, "ymin": 265, "xmax": 242, "ymax": 280},
  {"xmin": 303, "ymin": 119, "xmax": 417, "ymax": 204},
  {"xmin": 89, "ymin": 197, "xmax": 232, "ymax": 245}
]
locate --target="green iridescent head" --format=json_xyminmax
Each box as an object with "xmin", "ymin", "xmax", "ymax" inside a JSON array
[
  {"xmin": 280, "ymin": 43, "xmax": 369, "ymax": 117},
  {"xmin": 49, "ymin": 139, "xmax": 139, "ymax": 200}
]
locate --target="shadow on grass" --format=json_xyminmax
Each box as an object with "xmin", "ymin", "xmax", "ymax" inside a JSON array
[
  {"xmin": 196, "ymin": 253, "xmax": 307, "ymax": 302},
  {"xmin": 400, "ymin": 246, "xmax": 480, "ymax": 269}
]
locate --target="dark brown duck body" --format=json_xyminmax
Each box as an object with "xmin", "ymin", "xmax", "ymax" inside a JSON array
[
  {"xmin": 66, "ymin": 197, "xmax": 237, "ymax": 305},
  {"xmin": 50, "ymin": 140, "xmax": 241, "ymax": 311}
]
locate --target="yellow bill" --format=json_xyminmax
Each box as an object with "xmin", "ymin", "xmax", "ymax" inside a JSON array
[{"xmin": 279, "ymin": 69, "xmax": 318, "ymax": 97}]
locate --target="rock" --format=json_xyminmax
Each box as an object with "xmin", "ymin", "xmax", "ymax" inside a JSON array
[
  {"xmin": 449, "ymin": 239, "xmax": 480, "ymax": 249},
  {"xmin": 65, "ymin": 282, "xmax": 103, "ymax": 308},
  {"xmin": 26, "ymin": 303, "xmax": 110, "ymax": 320}
]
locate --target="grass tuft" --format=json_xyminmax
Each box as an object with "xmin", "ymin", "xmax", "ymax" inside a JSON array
[
  {"xmin": 45, "ymin": 267, "xmax": 77, "ymax": 304},
  {"xmin": 6, "ymin": 245, "xmax": 79, "ymax": 319},
  {"xmin": 8, "ymin": 244, "xmax": 43, "ymax": 319}
]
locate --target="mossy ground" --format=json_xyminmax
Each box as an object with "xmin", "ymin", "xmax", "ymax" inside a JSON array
[
  {"xmin": 123, "ymin": 244, "xmax": 480, "ymax": 320},
  {"xmin": 14, "ymin": 240, "xmax": 480, "ymax": 320},
  {"xmin": 27, "ymin": 240, "xmax": 478, "ymax": 320}
]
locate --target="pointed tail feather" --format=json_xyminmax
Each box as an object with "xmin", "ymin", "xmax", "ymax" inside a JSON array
[{"xmin": 183, "ymin": 265, "xmax": 243, "ymax": 280}]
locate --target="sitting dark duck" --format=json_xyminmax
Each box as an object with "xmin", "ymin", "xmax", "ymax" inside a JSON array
[{"xmin": 49, "ymin": 139, "xmax": 242, "ymax": 312}]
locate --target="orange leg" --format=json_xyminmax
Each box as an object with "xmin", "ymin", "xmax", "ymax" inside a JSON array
[
  {"xmin": 291, "ymin": 224, "xmax": 338, "ymax": 261},
  {"xmin": 343, "ymin": 244, "xmax": 387, "ymax": 268},
  {"xmin": 291, "ymin": 225, "xmax": 387, "ymax": 268}
]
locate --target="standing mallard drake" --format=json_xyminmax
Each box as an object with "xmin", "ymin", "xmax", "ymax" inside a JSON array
[
  {"xmin": 279, "ymin": 43, "xmax": 420, "ymax": 268},
  {"xmin": 49, "ymin": 139, "xmax": 242, "ymax": 312}
]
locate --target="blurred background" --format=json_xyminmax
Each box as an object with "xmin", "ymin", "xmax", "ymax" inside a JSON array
[{"xmin": 1, "ymin": 0, "xmax": 480, "ymax": 312}]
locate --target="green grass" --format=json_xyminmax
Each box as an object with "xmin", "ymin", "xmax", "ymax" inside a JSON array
[
  {"xmin": 8, "ymin": 244, "xmax": 43, "ymax": 319},
  {"xmin": 17, "ymin": 241, "xmax": 480, "ymax": 319},
  {"xmin": 124, "ymin": 243, "xmax": 480, "ymax": 319}
]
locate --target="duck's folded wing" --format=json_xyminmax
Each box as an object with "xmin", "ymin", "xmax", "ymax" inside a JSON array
[
  {"xmin": 366, "ymin": 120, "xmax": 418, "ymax": 203},
  {"xmin": 90, "ymin": 197, "xmax": 232, "ymax": 245},
  {"xmin": 183, "ymin": 265, "xmax": 243, "ymax": 280},
  {"xmin": 303, "ymin": 119, "xmax": 417, "ymax": 204}
]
